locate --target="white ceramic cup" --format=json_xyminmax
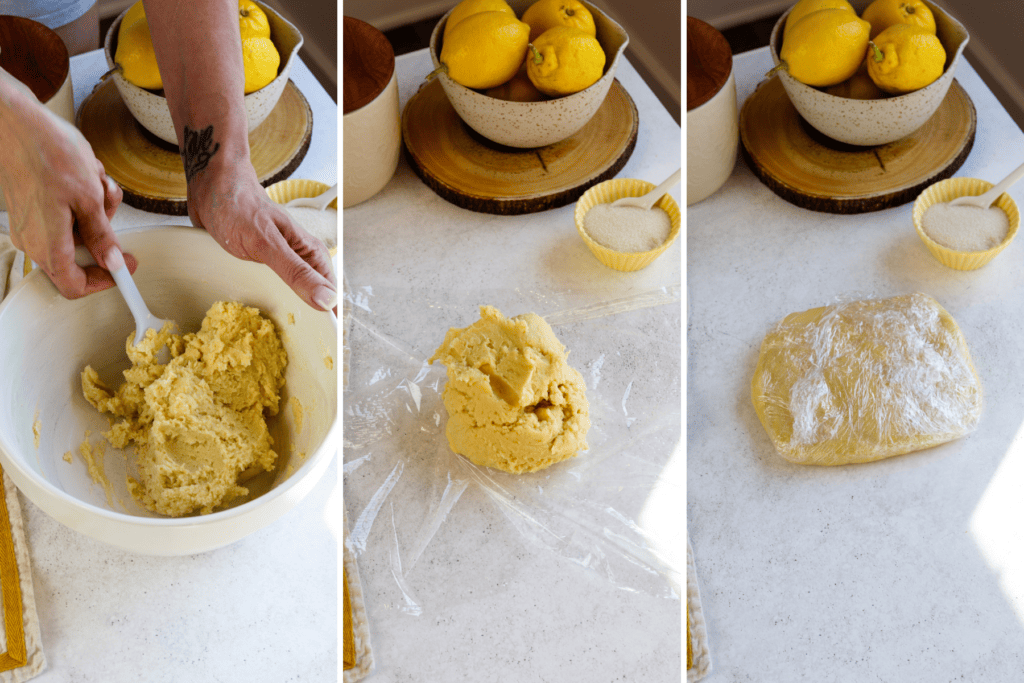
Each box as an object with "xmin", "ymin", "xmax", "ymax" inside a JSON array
[
  {"xmin": 687, "ymin": 69, "xmax": 738, "ymax": 206},
  {"xmin": 43, "ymin": 70, "xmax": 74, "ymax": 125},
  {"xmin": 0, "ymin": 16, "xmax": 75, "ymax": 212},
  {"xmin": 343, "ymin": 70, "xmax": 401, "ymax": 208}
]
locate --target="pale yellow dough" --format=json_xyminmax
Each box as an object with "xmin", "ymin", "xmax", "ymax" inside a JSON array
[
  {"xmin": 752, "ymin": 293, "xmax": 982, "ymax": 465},
  {"xmin": 429, "ymin": 306, "xmax": 590, "ymax": 474},
  {"xmin": 81, "ymin": 301, "xmax": 287, "ymax": 516}
]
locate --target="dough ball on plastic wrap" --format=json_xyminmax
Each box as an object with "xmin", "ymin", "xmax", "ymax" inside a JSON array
[{"xmin": 430, "ymin": 305, "xmax": 590, "ymax": 474}]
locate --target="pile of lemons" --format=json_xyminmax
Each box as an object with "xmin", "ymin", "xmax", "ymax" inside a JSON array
[
  {"xmin": 115, "ymin": 0, "xmax": 280, "ymax": 94},
  {"xmin": 778, "ymin": 0, "xmax": 945, "ymax": 98},
  {"xmin": 435, "ymin": 0, "xmax": 606, "ymax": 100}
]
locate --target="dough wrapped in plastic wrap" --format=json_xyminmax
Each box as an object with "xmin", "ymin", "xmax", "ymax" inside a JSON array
[{"xmin": 751, "ymin": 293, "xmax": 982, "ymax": 465}]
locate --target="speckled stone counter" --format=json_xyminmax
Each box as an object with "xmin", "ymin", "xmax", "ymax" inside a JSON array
[
  {"xmin": 1, "ymin": 50, "xmax": 338, "ymax": 682},
  {"xmin": 688, "ymin": 47, "xmax": 1024, "ymax": 681},
  {"xmin": 343, "ymin": 48, "xmax": 682, "ymax": 681}
]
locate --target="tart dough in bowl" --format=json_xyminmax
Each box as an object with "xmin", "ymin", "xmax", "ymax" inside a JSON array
[{"xmin": 81, "ymin": 301, "xmax": 287, "ymax": 516}]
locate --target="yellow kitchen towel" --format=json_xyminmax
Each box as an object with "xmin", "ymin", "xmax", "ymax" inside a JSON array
[
  {"xmin": 687, "ymin": 539, "xmax": 710, "ymax": 682},
  {"xmin": 0, "ymin": 468, "xmax": 45, "ymax": 681},
  {"xmin": 0, "ymin": 235, "xmax": 48, "ymax": 681},
  {"xmin": 343, "ymin": 513, "xmax": 372, "ymax": 682}
]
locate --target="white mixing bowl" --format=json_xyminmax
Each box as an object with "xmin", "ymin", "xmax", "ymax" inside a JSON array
[{"xmin": 0, "ymin": 226, "xmax": 338, "ymax": 555}]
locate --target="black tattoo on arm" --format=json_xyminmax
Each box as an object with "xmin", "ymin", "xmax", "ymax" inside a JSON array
[{"xmin": 181, "ymin": 125, "xmax": 220, "ymax": 182}]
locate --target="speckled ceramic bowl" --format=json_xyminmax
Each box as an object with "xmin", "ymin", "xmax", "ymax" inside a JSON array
[
  {"xmin": 429, "ymin": 0, "xmax": 629, "ymax": 148},
  {"xmin": 769, "ymin": 0, "xmax": 968, "ymax": 146},
  {"xmin": 103, "ymin": 1, "xmax": 302, "ymax": 145},
  {"xmin": 574, "ymin": 178, "xmax": 681, "ymax": 271},
  {"xmin": 912, "ymin": 177, "xmax": 1020, "ymax": 270}
]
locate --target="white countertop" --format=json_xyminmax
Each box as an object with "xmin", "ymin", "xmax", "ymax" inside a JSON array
[
  {"xmin": 343, "ymin": 48, "xmax": 682, "ymax": 680},
  {"xmin": 2, "ymin": 50, "xmax": 339, "ymax": 682},
  {"xmin": 688, "ymin": 47, "xmax": 1024, "ymax": 680}
]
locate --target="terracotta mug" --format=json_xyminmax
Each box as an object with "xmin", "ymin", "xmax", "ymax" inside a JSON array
[
  {"xmin": 343, "ymin": 16, "xmax": 401, "ymax": 209},
  {"xmin": 0, "ymin": 16, "xmax": 75, "ymax": 212}
]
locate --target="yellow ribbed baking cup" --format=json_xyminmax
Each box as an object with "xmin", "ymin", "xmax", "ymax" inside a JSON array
[
  {"xmin": 266, "ymin": 179, "xmax": 338, "ymax": 257},
  {"xmin": 574, "ymin": 178, "xmax": 681, "ymax": 272},
  {"xmin": 913, "ymin": 177, "xmax": 1019, "ymax": 271},
  {"xmin": 0, "ymin": 466, "xmax": 26, "ymax": 671}
]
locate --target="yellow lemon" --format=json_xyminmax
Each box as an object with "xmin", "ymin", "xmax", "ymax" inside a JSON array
[
  {"xmin": 485, "ymin": 61, "xmax": 547, "ymax": 101},
  {"xmin": 116, "ymin": 17, "xmax": 163, "ymax": 90},
  {"xmin": 238, "ymin": 0, "xmax": 272, "ymax": 39},
  {"xmin": 525, "ymin": 25, "xmax": 605, "ymax": 97},
  {"xmin": 861, "ymin": 0, "xmax": 935, "ymax": 40},
  {"xmin": 779, "ymin": 8, "xmax": 871, "ymax": 87},
  {"xmin": 521, "ymin": 0, "xmax": 596, "ymax": 43},
  {"xmin": 118, "ymin": 0, "xmax": 147, "ymax": 44},
  {"xmin": 242, "ymin": 36, "xmax": 280, "ymax": 93},
  {"xmin": 825, "ymin": 59, "xmax": 885, "ymax": 99},
  {"xmin": 783, "ymin": 0, "xmax": 855, "ymax": 41},
  {"xmin": 439, "ymin": 11, "xmax": 530, "ymax": 90},
  {"xmin": 865, "ymin": 23, "xmax": 945, "ymax": 94},
  {"xmin": 443, "ymin": 0, "xmax": 515, "ymax": 42}
]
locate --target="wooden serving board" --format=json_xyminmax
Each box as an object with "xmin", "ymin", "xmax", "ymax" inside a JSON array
[
  {"xmin": 402, "ymin": 78, "xmax": 638, "ymax": 215},
  {"xmin": 740, "ymin": 77, "xmax": 976, "ymax": 214},
  {"xmin": 78, "ymin": 78, "xmax": 313, "ymax": 216}
]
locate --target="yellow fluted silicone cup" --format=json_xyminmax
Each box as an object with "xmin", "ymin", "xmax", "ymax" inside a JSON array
[
  {"xmin": 913, "ymin": 177, "xmax": 1019, "ymax": 271},
  {"xmin": 574, "ymin": 178, "xmax": 682, "ymax": 272},
  {"xmin": 265, "ymin": 178, "xmax": 337, "ymax": 209},
  {"xmin": 266, "ymin": 178, "xmax": 338, "ymax": 256}
]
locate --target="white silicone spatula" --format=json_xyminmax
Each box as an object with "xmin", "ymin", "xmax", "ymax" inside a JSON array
[
  {"xmin": 949, "ymin": 160, "xmax": 1024, "ymax": 209},
  {"xmin": 105, "ymin": 247, "xmax": 175, "ymax": 361},
  {"xmin": 611, "ymin": 169, "xmax": 682, "ymax": 209},
  {"xmin": 284, "ymin": 184, "xmax": 338, "ymax": 210}
]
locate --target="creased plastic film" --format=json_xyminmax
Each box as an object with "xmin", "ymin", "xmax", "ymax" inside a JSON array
[{"xmin": 343, "ymin": 283, "xmax": 681, "ymax": 615}]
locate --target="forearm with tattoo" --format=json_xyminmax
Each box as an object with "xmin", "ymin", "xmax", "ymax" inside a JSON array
[{"xmin": 181, "ymin": 124, "xmax": 220, "ymax": 182}]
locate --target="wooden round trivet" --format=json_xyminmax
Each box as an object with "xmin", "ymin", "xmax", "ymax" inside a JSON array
[
  {"xmin": 402, "ymin": 78, "xmax": 638, "ymax": 215},
  {"xmin": 77, "ymin": 78, "xmax": 313, "ymax": 216},
  {"xmin": 739, "ymin": 77, "xmax": 976, "ymax": 214}
]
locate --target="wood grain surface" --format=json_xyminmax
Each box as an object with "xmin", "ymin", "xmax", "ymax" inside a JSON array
[
  {"xmin": 687, "ymin": 16, "xmax": 732, "ymax": 112},
  {"xmin": 402, "ymin": 78, "xmax": 639, "ymax": 215},
  {"xmin": 343, "ymin": 16, "xmax": 395, "ymax": 115},
  {"xmin": 78, "ymin": 78, "xmax": 313, "ymax": 215},
  {"xmin": 740, "ymin": 77, "xmax": 976, "ymax": 214},
  {"xmin": 0, "ymin": 15, "xmax": 69, "ymax": 104}
]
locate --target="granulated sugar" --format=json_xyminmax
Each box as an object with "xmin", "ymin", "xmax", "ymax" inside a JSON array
[
  {"xmin": 285, "ymin": 206, "xmax": 338, "ymax": 250},
  {"xmin": 583, "ymin": 204, "xmax": 672, "ymax": 253},
  {"xmin": 922, "ymin": 202, "xmax": 1009, "ymax": 252}
]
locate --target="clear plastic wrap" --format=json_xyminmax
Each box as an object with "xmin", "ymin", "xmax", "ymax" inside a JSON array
[
  {"xmin": 343, "ymin": 282, "xmax": 681, "ymax": 614},
  {"xmin": 751, "ymin": 293, "xmax": 983, "ymax": 465}
]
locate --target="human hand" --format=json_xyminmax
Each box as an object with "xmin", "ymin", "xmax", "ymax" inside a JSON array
[
  {"xmin": 0, "ymin": 77, "xmax": 134, "ymax": 297},
  {"xmin": 185, "ymin": 160, "xmax": 338, "ymax": 312}
]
